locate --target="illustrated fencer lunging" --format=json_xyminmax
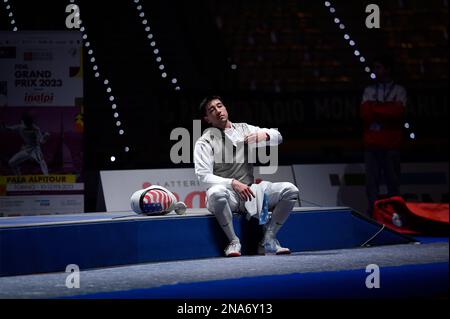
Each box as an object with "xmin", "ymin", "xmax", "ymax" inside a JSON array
[
  {"xmin": 194, "ymin": 96, "xmax": 299, "ymax": 257},
  {"xmin": 1, "ymin": 113, "xmax": 49, "ymax": 176}
]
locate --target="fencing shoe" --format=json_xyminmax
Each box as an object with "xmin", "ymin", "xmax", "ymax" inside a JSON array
[
  {"xmin": 225, "ymin": 240, "xmax": 241, "ymax": 257},
  {"xmin": 258, "ymin": 232, "xmax": 291, "ymax": 255}
]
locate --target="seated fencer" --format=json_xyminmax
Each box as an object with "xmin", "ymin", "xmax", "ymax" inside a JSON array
[{"xmin": 194, "ymin": 96, "xmax": 300, "ymax": 257}]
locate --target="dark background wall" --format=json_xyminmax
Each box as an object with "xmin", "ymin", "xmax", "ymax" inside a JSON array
[{"xmin": 1, "ymin": 0, "xmax": 447, "ymax": 211}]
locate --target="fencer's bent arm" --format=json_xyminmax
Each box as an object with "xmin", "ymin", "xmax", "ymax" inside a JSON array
[
  {"xmin": 194, "ymin": 140, "xmax": 233, "ymax": 189},
  {"xmin": 246, "ymin": 124, "xmax": 283, "ymax": 146}
]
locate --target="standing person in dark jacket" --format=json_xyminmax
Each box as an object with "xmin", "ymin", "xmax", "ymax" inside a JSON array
[{"xmin": 360, "ymin": 56, "xmax": 407, "ymax": 216}]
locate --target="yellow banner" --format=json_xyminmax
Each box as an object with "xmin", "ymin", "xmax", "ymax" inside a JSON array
[{"xmin": 0, "ymin": 175, "xmax": 77, "ymax": 185}]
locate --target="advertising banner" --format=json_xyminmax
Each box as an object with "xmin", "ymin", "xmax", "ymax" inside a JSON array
[
  {"xmin": 0, "ymin": 31, "xmax": 83, "ymax": 107},
  {"xmin": 0, "ymin": 31, "xmax": 84, "ymax": 216}
]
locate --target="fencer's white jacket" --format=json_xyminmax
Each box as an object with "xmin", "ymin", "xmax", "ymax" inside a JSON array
[
  {"xmin": 4, "ymin": 123, "xmax": 47, "ymax": 161},
  {"xmin": 194, "ymin": 122, "xmax": 282, "ymax": 216},
  {"xmin": 4, "ymin": 124, "xmax": 46, "ymax": 149}
]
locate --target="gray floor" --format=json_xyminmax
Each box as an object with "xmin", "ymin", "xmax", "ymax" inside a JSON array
[{"xmin": 0, "ymin": 241, "xmax": 447, "ymax": 299}]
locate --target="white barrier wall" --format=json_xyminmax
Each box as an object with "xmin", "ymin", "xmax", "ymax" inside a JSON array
[
  {"xmin": 292, "ymin": 162, "xmax": 449, "ymax": 214},
  {"xmin": 100, "ymin": 163, "xmax": 448, "ymax": 214},
  {"xmin": 100, "ymin": 166, "xmax": 296, "ymax": 212}
]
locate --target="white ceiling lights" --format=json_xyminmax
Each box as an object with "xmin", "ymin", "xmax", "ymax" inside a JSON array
[
  {"xmin": 3, "ymin": 0, "xmax": 18, "ymax": 31},
  {"xmin": 324, "ymin": 1, "xmax": 376, "ymax": 80},
  {"xmin": 70, "ymin": 0, "xmax": 130, "ymax": 159},
  {"xmin": 132, "ymin": 0, "xmax": 181, "ymax": 91}
]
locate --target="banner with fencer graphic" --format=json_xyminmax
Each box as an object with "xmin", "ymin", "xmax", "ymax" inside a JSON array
[
  {"xmin": 100, "ymin": 166, "xmax": 296, "ymax": 212},
  {"xmin": 0, "ymin": 31, "xmax": 84, "ymax": 216}
]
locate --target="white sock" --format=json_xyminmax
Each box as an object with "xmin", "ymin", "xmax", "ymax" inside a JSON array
[
  {"xmin": 212, "ymin": 197, "xmax": 239, "ymax": 243},
  {"xmin": 265, "ymin": 199, "xmax": 297, "ymax": 237}
]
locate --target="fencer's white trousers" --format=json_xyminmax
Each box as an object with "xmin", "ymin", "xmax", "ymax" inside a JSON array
[
  {"xmin": 206, "ymin": 181, "xmax": 299, "ymax": 243},
  {"xmin": 206, "ymin": 181, "xmax": 297, "ymax": 213},
  {"xmin": 9, "ymin": 147, "xmax": 49, "ymax": 175}
]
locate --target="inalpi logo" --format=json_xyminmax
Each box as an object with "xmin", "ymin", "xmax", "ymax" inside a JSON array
[{"xmin": 24, "ymin": 92, "xmax": 54, "ymax": 104}]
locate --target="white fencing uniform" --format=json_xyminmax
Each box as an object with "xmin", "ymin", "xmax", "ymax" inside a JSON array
[{"xmin": 194, "ymin": 122, "xmax": 299, "ymax": 252}]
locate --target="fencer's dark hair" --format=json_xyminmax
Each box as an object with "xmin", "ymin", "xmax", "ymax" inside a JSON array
[
  {"xmin": 199, "ymin": 95, "xmax": 223, "ymax": 118},
  {"xmin": 373, "ymin": 55, "xmax": 395, "ymax": 72},
  {"xmin": 21, "ymin": 113, "xmax": 33, "ymax": 128}
]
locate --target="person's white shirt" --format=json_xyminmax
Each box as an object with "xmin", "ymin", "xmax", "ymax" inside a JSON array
[
  {"xmin": 362, "ymin": 81, "xmax": 407, "ymax": 105},
  {"xmin": 194, "ymin": 122, "xmax": 282, "ymax": 189}
]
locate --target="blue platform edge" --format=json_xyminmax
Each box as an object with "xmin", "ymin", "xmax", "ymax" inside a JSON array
[{"xmin": 0, "ymin": 209, "xmax": 414, "ymax": 277}]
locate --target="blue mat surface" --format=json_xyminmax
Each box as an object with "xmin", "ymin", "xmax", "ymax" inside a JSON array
[
  {"xmin": 1, "ymin": 208, "xmax": 414, "ymax": 277},
  {"xmin": 415, "ymin": 236, "xmax": 449, "ymax": 244},
  {"xmin": 65, "ymin": 262, "xmax": 448, "ymax": 299},
  {"xmin": 1, "ymin": 240, "xmax": 446, "ymax": 299}
]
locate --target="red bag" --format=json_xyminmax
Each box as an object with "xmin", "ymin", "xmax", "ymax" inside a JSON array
[{"xmin": 373, "ymin": 196, "xmax": 449, "ymax": 236}]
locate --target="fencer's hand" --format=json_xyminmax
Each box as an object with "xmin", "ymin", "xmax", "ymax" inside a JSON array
[
  {"xmin": 231, "ymin": 179, "xmax": 255, "ymax": 201},
  {"xmin": 244, "ymin": 132, "xmax": 269, "ymax": 145}
]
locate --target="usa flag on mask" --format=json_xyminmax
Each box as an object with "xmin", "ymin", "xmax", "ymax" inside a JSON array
[{"xmin": 142, "ymin": 188, "xmax": 174, "ymax": 214}]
